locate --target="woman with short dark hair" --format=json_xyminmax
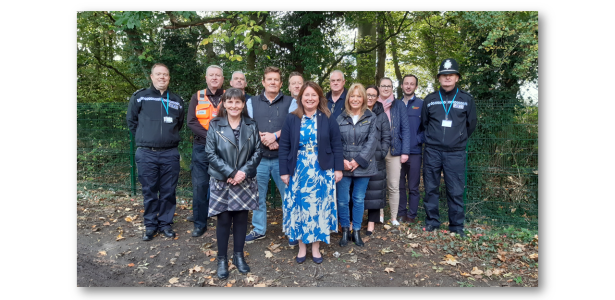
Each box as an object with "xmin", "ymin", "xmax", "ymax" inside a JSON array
[
  {"xmin": 205, "ymin": 88, "xmax": 262, "ymax": 279},
  {"xmin": 363, "ymin": 85, "xmax": 391, "ymax": 235}
]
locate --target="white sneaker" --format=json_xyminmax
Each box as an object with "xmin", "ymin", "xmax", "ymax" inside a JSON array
[
  {"xmin": 379, "ymin": 215, "xmax": 384, "ymax": 223},
  {"xmin": 391, "ymin": 220, "xmax": 400, "ymax": 226}
]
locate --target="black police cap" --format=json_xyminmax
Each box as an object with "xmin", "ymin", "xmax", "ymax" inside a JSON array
[{"xmin": 437, "ymin": 58, "xmax": 460, "ymax": 78}]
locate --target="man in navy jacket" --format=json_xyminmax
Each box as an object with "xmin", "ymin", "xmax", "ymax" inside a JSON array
[
  {"xmin": 325, "ymin": 70, "xmax": 348, "ymax": 120},
  {"xmin": 420, "ymin": 58, "xmax": 477, "ymax": 237},
  {"xmin": 398, "ymin": 75, "xmax": 424, "ymax": 224}
]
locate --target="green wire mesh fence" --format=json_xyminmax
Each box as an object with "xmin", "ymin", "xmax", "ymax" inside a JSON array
[{"xmin": 77, "ymin": 99, "xmax": 537, "ymax": 229}]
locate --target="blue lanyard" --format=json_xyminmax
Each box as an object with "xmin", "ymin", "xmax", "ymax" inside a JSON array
[
  {"xmin": 161, "ymin": 92, "xmax": 169, "ymax": 115},
  {"xmin": 438, "ymin": 88, "xmax": 458, "ymax": 120}
]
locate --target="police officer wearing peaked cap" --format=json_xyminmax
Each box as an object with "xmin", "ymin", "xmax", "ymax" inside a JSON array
[
  {"xmin": 420, "ymin": 58, "xmax": 477, "ymax": 238},
  {"xmin": 126, "ymin": 63, "xmax": 185, "ymax": 241}
]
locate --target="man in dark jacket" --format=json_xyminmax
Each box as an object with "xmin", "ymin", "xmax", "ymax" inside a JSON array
[
  {"xmin": 186, "ymin": 65, "xmax": 225, "ymax": 237},
  {"xmin": 126, "ymin": 63, "xmax": 185, "ymax": 241},
  {"xmin": 398, "ymin": 74, "xmax": 424, "ymax": 224},
  {"xmin": 245, "ymin": 66, "xmax": 295, "ymax": 244},
  {"xmin": 230, "ymin": 70, "xmax": 251, "ymax": 101},
  {"xmin": 326, "ymin": 70, "xmax": 348, "ymax": 120},
  {"xmin": 421, "ymin": 58, "xmax": 477, "ymax": 237}
]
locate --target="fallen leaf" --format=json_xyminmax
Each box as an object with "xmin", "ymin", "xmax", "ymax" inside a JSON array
[
  {"xmin": 379, "ymin": 247, "xmax": 394, "ymax": 255},
  {"xmin": 497, "ymin": 254, "xmax": 506, "ymax": 262},
  {"xmin": 440, "ymin": 254, "xmax": 460, "ymax": 266},
  {"xmin": 127, "ymin": 263, "xmax": 135, "ymax": 267},
  {"xmin": 460, "ymin": 271, "xmax": 471, "ymax": 277},
  {"xmin": 407, "ymin": 233, "xmax": 418, "ymax": 239},
  {"xmin": 207, "ymin": 278, "xmax": 216, "ymax": 286},
  {"xmin": 529, "ymin": 253, "xmax": 538, "ymax": 261},
  {"xmin": 125, "ymin": 208, "xmax": 132, "ymax": 211},
  {"xmin": 125, "ymin": 216, "xmax": 134, "ymax": 222},
  {"xmin": 103, "ymin": 222, "xmax": 110, "ymax": 226},
  {"xmin": 210, "ymin": 257, "xmax": 215, "ymax": 261},
  {"xmin": 138, "ymin": 282, "xmax": 144, "ymax": 284},
  {"xmin": 225, "ymin": 283, "xmax": 233, "ymax": 287},
  {"xmin": 116, "ymin": 233, "xmax": 125, "ymax": 241},
  {"xmin": 492, "ymin": 268, "xmax": 503, "ymax": 275},
  {"xmin": 409, "ymin": 243, "xmax": 419, "ymax": 248},
  {"xmin": 381, "ymin": 237, "xmax": 388, "ymax": 241},
  {"xmin": 471, "ymin": 267, "xmax": 483, "ymax": 275},
  {"xmin": 254, "ymin": 283, "xmax": 267, "ymax": 287},
  {"xmin": 264, "ymin": 251, "xmax": 273, "ymax": 258},
  {"xmin": 189, "ymin": 266, "xmax": 203, "ymax": 274},
  {"xmin": 270, "ymin": 222, "xmax": 278, "ymax": 225},
  {"xmin": 363, "ymin": 237, "xmax": 370, "ymax": 243},
  {"xmin": 383, "ymin": 225, "xmax": 391, "ymax": 230},
  {"xmin": 484, "ymin": 269, "xmax": 493, "ymax": 276},
  {"xmin": 205, "ymin": 250, "xmax": 217, "ymax": 257},
  {"xmin": 98, "ymin": 251, "xmax": 107, "ymax": 256},
  {"xmin": 384, "ymin": 267, "xmax": 395, "ymax": 274},
  {"xmin": 169, "ymin": 277, "xmax": 179, "ymax": 284},
  {"xmin": 269, "ymin": 243, "xmax": 281, "ymax": 251}
]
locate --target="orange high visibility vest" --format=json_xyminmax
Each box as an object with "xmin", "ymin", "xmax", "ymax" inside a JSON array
[{"xmin": 195, "ymin": 89, "xmax": 223, "ymax": 130}]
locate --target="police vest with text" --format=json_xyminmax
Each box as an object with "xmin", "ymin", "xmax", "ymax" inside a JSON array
[{"xmin": 195, "ymin": 89, "xmax": 224, "ymax": 130}]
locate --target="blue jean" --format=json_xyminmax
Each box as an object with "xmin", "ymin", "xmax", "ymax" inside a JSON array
[
  {"xmin": 135, "ymin": 147, "xmax": 180, "ymax": 231},
  {"xmin": 252, "ymin": 157, "xmax": 286, "ymax": 235},
  {"xmin": 191, "ymin": 144, "xmax": 210, "ymax": 229},
  {"xmin": 336, "ymin": 176, "xmax": 370, "ymax": 230}
]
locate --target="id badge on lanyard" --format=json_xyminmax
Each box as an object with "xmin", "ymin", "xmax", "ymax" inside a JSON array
[
  {"xmin": 439, "ymin": 88, "xmax": 458, "ymax": 128},
  {"xmin": 162, "ymin": 93, "xmax": 173, "ymax": 123}
]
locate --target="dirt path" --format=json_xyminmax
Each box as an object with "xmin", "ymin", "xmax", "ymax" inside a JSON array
[{"xmin": 77, "ymin": 187, "xmax": 538, "ymax": 287}]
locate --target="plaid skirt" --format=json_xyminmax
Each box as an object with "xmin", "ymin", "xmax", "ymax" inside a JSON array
[{"xmin": 208, "ymin": 176, "xmax": 259, "ymax": 217}]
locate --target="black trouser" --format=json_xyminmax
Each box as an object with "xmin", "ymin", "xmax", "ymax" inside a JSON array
[
  {"xmin": 191, "ymin": 143, "xmax": 210, "ymax": 229},
  {"xmin": 422, "ymin": 147, "xmax": 466, "ymax": 232},
  {"xmin": 367, "ymin": 209, "xmax": 380, "ymax": 223},
  {"xmin": 216, "ymin": 210, "xmax": 249, "ymax": 256},
  {"xmin": 135, "ymin": 147, "xmax": 180, "ymax": 231},
  {"xmin": 398, "ymin": 154, "xmax": 422, "ymax": 219}
]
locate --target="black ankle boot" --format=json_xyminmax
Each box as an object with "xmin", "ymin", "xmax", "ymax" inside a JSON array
[
  {"xmin": 339, "ymin": 227, "xmax": 350, "ymax": 247},
  {"xmin": 217, "ymin": 256, "xmax": 229, "ymax": 279},
  {"xmin": 232, "ymin": 252, "xmax": 250, "ymax": 274},
  {"xmin": 352, "ymin": 229, "xmax": 364, "ymax": 247}
]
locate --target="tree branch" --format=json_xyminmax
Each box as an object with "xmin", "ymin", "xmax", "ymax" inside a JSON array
[
  {"xmin": 92, "ymin": 54, "xmax": 139, "ymax": 90},
  {"xmin": 164, "ymin": 11, "xmax": 229, "ymax": 29}
]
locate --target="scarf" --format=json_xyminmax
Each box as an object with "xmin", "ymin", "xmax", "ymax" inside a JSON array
[{"xmin": 377, "ymin": 93, "xmax": 395, "ymax": 124}]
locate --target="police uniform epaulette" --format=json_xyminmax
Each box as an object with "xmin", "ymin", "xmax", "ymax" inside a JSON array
[
  {"xmin": 459, "ymin": 89, "xmax": 473, "ymax": 98},
  {"xmin": 132, "ymin": 88, "xmax": 146, "ymax": 96}
]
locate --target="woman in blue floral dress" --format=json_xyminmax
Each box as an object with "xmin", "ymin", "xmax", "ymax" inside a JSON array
[{"xmin": 279, "ymin": 81, "xmax": 344, "ymax": 264}]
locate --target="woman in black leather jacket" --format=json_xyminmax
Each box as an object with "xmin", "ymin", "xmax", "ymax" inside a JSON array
[{"xmin": 205, "ymin": 88, "xmax": 262, "ymax": 279}]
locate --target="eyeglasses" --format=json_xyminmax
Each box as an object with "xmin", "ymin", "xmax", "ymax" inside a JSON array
[
  {"xmin": 379, "ymin": 85, "xmax": 392, "ymax": 89},
  {"xmin": 367, "ymin": 94, "xmax": 378, "ymax": 99}
]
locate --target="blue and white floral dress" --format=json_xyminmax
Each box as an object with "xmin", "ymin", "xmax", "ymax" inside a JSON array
[{"xmin": 283, "ymin": 114, "xmax": 338, "ymax": 244}]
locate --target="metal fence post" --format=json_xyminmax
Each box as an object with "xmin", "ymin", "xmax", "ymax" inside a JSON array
[{"xmin": 129, "ymin": 131, "xmax": 137, "ymax": 196}]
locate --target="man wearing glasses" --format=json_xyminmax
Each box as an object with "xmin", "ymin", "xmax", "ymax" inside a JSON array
[
  {"xmin": 326, "ymin": 70, "xmax": 348, "ymax": 120},
  {"xmin": 378, "ymin": 77, "xmax": 410, "ymax": 226},
  {"xmin": 126, "ymin": 63, "xmax": 185, "ymax": 241},
  {"xmin": 420, "ymin": 58, "xmax": 477, "ymax": 238},
  {"xmin": 397, "ymin": 75, "xmax": 424, "ymax": 225}
]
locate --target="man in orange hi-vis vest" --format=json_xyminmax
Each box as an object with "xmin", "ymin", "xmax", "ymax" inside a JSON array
[{"xmin": 187, "ymin": 65, "xmax": 225, "ymax": 238}]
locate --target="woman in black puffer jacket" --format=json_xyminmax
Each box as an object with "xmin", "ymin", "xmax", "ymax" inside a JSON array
[{"xmin": 363, "ymin": 85, "xmax": 391, "ymax": 235}]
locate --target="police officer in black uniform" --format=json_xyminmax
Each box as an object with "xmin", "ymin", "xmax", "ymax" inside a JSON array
[
  {"xmin": 127, "ymin": 63, "xmax": 185, "ymax": 241},
  {"xmin": 420, "ymin": 58, "xmax": 477, "ymax": 237}
]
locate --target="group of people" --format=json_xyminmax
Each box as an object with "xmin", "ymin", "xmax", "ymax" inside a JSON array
[{"xmin": 126, "ymin": 58, "xmax": 477, "ymax": 280}]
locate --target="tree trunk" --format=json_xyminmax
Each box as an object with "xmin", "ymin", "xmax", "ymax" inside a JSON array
[
  {"xmin": 356, "ymin": 15, "xmax": 377, "ymax": 86},
  {"xmin": 376, "ymin": 13, "xmax": 386, "ymax": 86},
  {"xmin": 388, "ymin": 17, "xmax": 403, "ymax": 98}
]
